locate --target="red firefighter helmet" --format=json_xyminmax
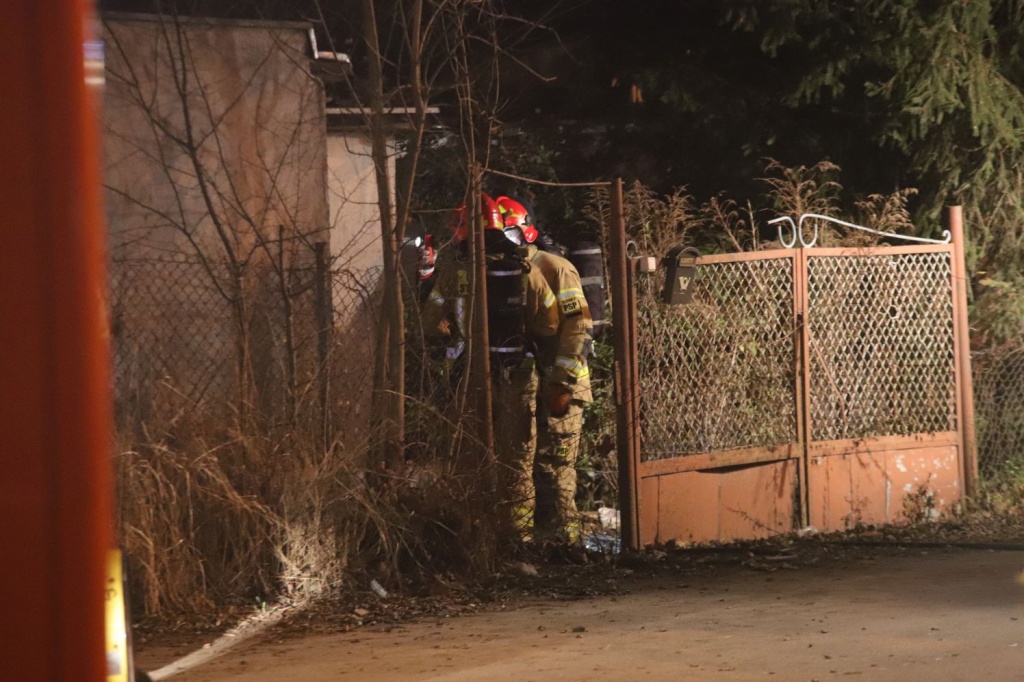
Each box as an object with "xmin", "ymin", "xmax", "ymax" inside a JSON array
[
  {"xmin": 496, "ymin": 196, "xmax": 538, "ymax": 245},
  {"xmin": 450, "ymin": 193, "xmax": 503, "ymax": 243}
]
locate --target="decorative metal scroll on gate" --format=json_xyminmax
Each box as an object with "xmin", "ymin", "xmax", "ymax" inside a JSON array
[
  {"xmin": 769, "ymin": 213, "xmax": 952, "ymax": 248},
  {"xmin": 806, "ymin": 252, "xmax": 957, "ymax": 442},
  {"xmin": 636, "ymin": 256, "xmax": 797, "ymax": 460}
]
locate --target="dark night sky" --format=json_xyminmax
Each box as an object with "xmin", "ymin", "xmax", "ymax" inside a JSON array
[{"xmin": 92, "ymin": 0, "xmax": 796, "ymax": 196}]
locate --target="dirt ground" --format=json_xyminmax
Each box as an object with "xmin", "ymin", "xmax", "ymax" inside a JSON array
[{"xmin": 136, "ymin": 544, "xmax": 1024, "ymax": 681}]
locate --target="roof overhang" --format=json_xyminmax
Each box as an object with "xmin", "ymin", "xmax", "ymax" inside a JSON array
[
  {"xmin": 326, "ymin": 106, "xmax": 441, "ymax": 133},
  {"xmin": 101, "ymin": 12, "xmax": 314, "ymax": 32}
]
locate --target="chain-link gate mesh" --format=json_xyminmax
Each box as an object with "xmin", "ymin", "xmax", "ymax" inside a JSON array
[
  {"xmin": 636, "ymin": 256, "xmax": 798, "ymax": 460},
  {"xmin": 973, "ymin": 346, "xmax": 1024, "ymax": 476},
  {"xmin": 806, "ymin": 252, "xmax": 957, "ymax": 442}
]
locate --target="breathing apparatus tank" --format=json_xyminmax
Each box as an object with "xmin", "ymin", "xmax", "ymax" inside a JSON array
[
  {"xmin": 567, "ymin": 237, "xmax": 608, "ymax": 339},
  {"xmin": 485, "ymin": 254, "xmax": 527, "ymax": 369}
]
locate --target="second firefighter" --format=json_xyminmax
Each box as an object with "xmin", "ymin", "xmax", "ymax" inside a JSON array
[{"xmin": 497, "ymin": 195, "xmax": 594, "ymax": 543}]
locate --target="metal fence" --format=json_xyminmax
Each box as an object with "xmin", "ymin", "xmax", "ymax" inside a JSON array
[
  {"xmin": 624, "ymin": 224, "xmax": 971, "ymax": 546},
  {"xmin": 109, "ymin": 253, "xmax": 381, "ymax": 448},
  {"xmin": 108, "ymin": 235, "xmax": 1024, "ymax": 516},
  {"xmin": 110, "ymin": 260, "xmax": 238, "ymax": 423},
  {"xmin": 974, "ymin": 346, "xmax": 1024, "ymax": 476}
]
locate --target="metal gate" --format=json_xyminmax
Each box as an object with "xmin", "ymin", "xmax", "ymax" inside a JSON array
[{"xmin": 620, "ymin": 209, "xmax": 976, "ymax": 547}]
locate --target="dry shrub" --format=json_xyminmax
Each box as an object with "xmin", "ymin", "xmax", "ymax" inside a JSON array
[
  {"xmin": 391, "ymin": 347, "xmax": 514, "ymax": 574},
  {"xmin": 622, "ymin": 181, "xmax": 700, "ymax": 257},
  {"xmin": 761, "ymin": 159, "xmax": 842, "ymax": 216},
  {"xmin": 700, "ymin": 195, "xmax": 761, "ymax": 252},
  {"xmin": 117, "ymin": 438, "xmax": 280, "ymax": 615},
  {"xmin": 113, "ymin": 256, "xmax": 384, "ymax": 617},
  {"xmin": 115, "ymin": 394, "xmax": 371, "ymax": 616},
  {"xmin": 854, "ymin": 188, "xmax": 919, "ymax": 235},
  {"xmin": 585, "ymin": 160, "xmax": 921, "ymax": 259}
]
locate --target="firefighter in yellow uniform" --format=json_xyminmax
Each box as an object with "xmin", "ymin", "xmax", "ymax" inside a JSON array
[
  {"xmin": 497, "ymin": 197, "xmax": 593, "ymax": 543},
  {"xmin": 421, "ymin": 193, "xmax": 559, "ymax": 541}
]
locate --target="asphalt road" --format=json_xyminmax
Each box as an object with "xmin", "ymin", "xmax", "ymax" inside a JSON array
[{"xmin": 139, "ymin": 547, "xmax": 1024, "ymax": 681}]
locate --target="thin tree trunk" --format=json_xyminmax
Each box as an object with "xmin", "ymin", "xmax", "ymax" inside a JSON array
[
  {"xmin": 277, "ymin": 226, "xmax": 298, "ymax": 426},
  {"xmin": 364, "ymin": 0, "xmax": 404, "ymax": 470},
  {"xmin": 314, "ymin": 242, "xmax": 333, "ymax": 451}
]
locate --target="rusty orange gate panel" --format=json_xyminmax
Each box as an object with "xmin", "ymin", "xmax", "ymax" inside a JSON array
[
  {"xmin": 627, "ymin": 209, "xmax": 976, "ymax": 546},
  {"xmin": 800, "ymin": 241, "xmax": 968, "ymax": 531},
  {"xmin": 632, "ymin": 249, "xmax": 803, "ymax": 544}
]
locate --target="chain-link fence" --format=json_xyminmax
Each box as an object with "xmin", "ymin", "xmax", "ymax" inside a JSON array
[
  {"xmin": 574, "ymin": 338, "xmax": 618, "ymax": 512},
  {"xmin": 974, "ymin": 346, "xmax": 1024, "ymax": 476},
  {"xmin": 325, "ymin": 267, "xmax": 382, "ymax": 451},
  {"xmin": 111, "ymin": 260, "xmax": 238, "ymax": 428},
  {"xmin": 108, "ymin": 223, "xmax": 1024, "ymax": 565},
  {"xmin": 109, "ymin": 252, "xmax": 381, "ymax": 449}
]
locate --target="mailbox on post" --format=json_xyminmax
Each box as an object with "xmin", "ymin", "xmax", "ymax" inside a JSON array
[{"xmin": 661, "ymin": 246, "xmax": 699, "ymax": 305}]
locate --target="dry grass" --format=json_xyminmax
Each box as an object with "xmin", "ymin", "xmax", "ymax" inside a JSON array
[{"xmin": 116, "ymin": 391, "xmax": 507, "ymax": 618}]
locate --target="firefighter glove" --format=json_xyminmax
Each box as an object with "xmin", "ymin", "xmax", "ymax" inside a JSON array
[{"xmin": 546, "ymin": 382, "xmax": 572, "ymax": 418}]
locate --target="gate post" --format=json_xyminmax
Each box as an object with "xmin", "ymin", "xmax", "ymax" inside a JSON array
[
  {"xmin": 609, "ymin": 178, "xmax": 640, "ymax": 550},
  {"xmin": 795, "ymin": 246, "xmax": 812, "ymax": 528},
  {"xmin": 627, "ymin": 240, "xmax": 642, "ymax": 542},
  {"xmin": 949, "ymin": 206, "xmax": 979, "ymax": 495}
]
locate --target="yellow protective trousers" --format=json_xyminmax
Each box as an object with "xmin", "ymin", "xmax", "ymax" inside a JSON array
[
  {"xmin": 492, "ymin": 362, "xmax": 540, "ymax": 541},
  {"xmin": 535, "ymin": 393, "xmax": 584, "ymax": 542}
]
